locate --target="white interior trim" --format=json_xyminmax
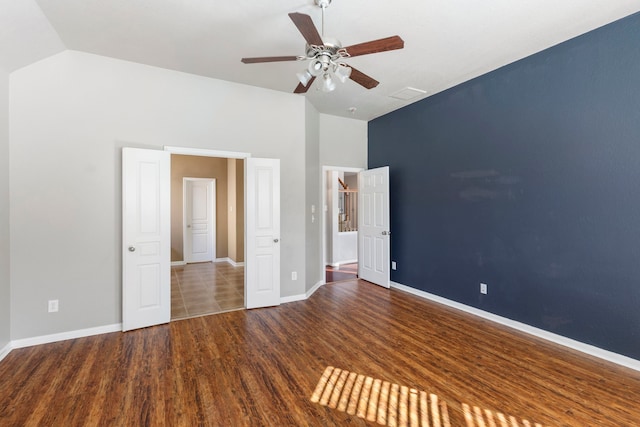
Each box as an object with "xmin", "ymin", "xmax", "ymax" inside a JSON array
[
  {"xmin": 306, "ymin": 280, "xmax": 324, "ymax": 299},
  {"xmin": 164, "ymin": 146, "xmax": 251, "ymax": 159},
  {"xmin": 391, "ymin": 281, "xmax": 640, "ymax": 373},
  {"xmin": 0, "ymin": 342, "xmax": 12, "ymax": 363},
  {"xmin": 171, "ymin": 261, "xmax": 186, "ymax": 267},
  {"xmin": 10, "ymin": 323, "xmax": 123, "ymax": 350},
  {"xmin": 214, "ymin": 257, "xmax": 244, "ymax": 267},
  {"xmin": 281, "ymin": 280, "xmax": 324, "ymax": 305},
  {"xmin": 280, "ymin": 294, "xmax": 306, "ymax": 304}
]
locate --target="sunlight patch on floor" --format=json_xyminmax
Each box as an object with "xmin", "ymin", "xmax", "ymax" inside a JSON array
[
  {"xmin": 461, "ymin": 403, "xmax": 544, "ymax": 427},
  {"xmin": 311, "ymin": 366, "xmax": 451, "ymax": 427}
]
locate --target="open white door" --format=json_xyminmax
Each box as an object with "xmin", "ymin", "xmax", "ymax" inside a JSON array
[
  {"xmin": 358, "ymin": 166, "xmax": 391, "ymax": 288},
  {"xmin": 246, "ymin": 158, "xmax": 280, "ymax": 309},
  {"xmin": 122, "ymin": 148, "xmax": 171, "ymax": 331},
  {"xmin": 184, "ymin": 178, "xmax": 215, "ymax": 263}
]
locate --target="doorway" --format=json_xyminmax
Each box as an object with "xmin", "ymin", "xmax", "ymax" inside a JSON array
[
  {"xmin": 122, "ymin": 147, "xmax": 281, "ymax": 331},
  {"xmin": 170, "ymin": 154, "xmax": 245, "ymax": 320},
  {"xmin": 322, "ymin": 166, "xmax": 363, "ymax": 283}
]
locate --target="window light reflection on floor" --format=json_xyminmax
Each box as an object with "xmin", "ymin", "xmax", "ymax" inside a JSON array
[{"xmin": 311, "ymin": 366, "xmax": 451, "ymax": 427}]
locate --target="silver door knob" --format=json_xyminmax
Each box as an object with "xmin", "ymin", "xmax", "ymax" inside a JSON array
[
  {"xmin": 128, "ymin": 246, "xmax": 136, "ymax": 252},
  {"xmin": 382, "ymin": 231, "xmax": 388, "ymax": 235},
  {"xmin": 273, "ymin": 239, "xmax": 279, "ymax": 243}
]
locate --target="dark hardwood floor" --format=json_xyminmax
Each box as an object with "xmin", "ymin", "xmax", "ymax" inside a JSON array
[{"xmin": 1, "ymin": 279, "xmax": 640, "ymax": 426}]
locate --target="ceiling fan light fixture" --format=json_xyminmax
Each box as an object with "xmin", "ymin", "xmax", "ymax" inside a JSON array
[
  {"xmin": 296, "ymin": 70, "xmax": 313, "ymax": 86},
  {"xmin": 308, "ymin": 58, "xmax": 324, "ymax": 76},
  {"xmin": 322, "ymin": 73, "xmax": 337, "ymax": 92},
  {"xmin": 334, "ymin": 63, "xmax": 352, "ymax": 83}
]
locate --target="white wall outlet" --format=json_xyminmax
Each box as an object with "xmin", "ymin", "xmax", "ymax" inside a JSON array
[
  {"xmin": 480, "ymin": 283, "xmax": 488, "ymax": 295},
  {"xmin": 391, "ymin": 261, "xmax": 397, "ymax": 270},
  {"xmin": 291, "ymin": 271, "xmax": 297, "ymax": 281},
  {"xmin": 48, "ymin": 299, "xmax": 59, "ymax": 313}
]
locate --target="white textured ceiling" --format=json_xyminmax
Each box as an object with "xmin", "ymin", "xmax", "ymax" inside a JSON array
[{"xmin": 2, "ymin": 0, "xmax": 639, "ymax": 119}]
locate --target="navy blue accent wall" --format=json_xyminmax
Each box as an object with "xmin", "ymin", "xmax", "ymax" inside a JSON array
[{"xmin": 369, "ymin": 13, "xmax": 640, "ymax": 359}]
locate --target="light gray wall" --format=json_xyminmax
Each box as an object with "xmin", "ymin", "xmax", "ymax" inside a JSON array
[
  {"xmin": 0, "ymin": 67, "xmax": 10, "ymax": 351},
  {"xmin": 319, "ymin": 114, "xmax": 368, "ymax": 168},
  {"xmin": 9, "ymin": 51, "xmax": 308, "ymax": 339},
  {"xmin": 305, "ymin": 101, "xmax": 321, "ymax": 291}
]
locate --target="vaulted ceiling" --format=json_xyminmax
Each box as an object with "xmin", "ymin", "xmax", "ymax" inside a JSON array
[{"xmin": 2, "ymin": 0, "xmax": 639, "ymax": 120}]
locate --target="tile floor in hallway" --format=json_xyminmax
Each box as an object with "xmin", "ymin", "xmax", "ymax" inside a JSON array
[{"xmin": 171, "ymin": 261, "xmax": 244, "ymax": 320}]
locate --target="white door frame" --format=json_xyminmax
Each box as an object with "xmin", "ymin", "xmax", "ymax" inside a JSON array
[
  {"xmin": 183, "ymin": 178, "xmax": 216, "ymax": 263},
  {"xmin": 321, "ymin": 165, "xmax": 364, "ymax": 284}
]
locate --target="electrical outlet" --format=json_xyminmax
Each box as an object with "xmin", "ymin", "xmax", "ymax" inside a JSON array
[
  {"xmin": 391, "ymin": 261, "xmax": 397, "ymax": 270},
  {"xmin": 48, "ymin": 299, "xmax": 59, "ymax": 313},
  {"xmin": 480, "ymin": 283, "xmax": 488, "ymax": 295},
  {"xmin": 291, "ymin": 271, "xmax": 297, "ymax": 281}
]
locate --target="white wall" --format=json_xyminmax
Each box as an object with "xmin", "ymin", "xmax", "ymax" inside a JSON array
[
  {"xmin": 305, "ymin": 101, "xmax": 321, "ymax": 291},
  {"xmin": 319, "ymin": 114, "xmax": 368, "ymax": 168},
  {"xmin": 0, "ymin": 67, "xmax": 10, "ymax": 350},
  {"xmin": 9, "ymin": 51, "xmax": 308, "ymax": 339}
]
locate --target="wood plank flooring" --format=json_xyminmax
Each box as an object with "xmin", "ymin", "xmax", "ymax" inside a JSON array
[{"xmin": 1, "ymin": 279, "xmax": 640, "ymax": 426}]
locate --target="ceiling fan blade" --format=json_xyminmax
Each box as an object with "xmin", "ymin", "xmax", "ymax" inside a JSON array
[
  {"xmin": 344, "ymin": 35, "xmax": 404, "ymax": 58},
  {"xmin": 241, "ymin": 56, "xmax": 298, "ymax": 64},
  {"xmin": 288, "ymin": 12, "xmax": 324, "ymax": 46},
  {"xmin": 348, "ymin": 67, "xmax": 379, "ymax": 89},
  {"xmin": 294, "ymin": 76, "xmax": 317, "ymax": 94}
]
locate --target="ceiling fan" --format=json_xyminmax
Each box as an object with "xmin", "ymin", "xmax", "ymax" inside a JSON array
[{"xmin": 241, "ymin": 0, "xmax": 404, "ymax": 94}]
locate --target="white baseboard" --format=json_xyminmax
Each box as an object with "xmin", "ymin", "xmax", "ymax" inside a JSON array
[
  {"xmin": 215, "ymin": 257, "xmax": 245, "ymax": 267},
  {"xmin": 391, "ymin": 282, "xmax": 640, "ymax": 373},
  {"xmin": 174, "ymin": 259, "xmax": 245, "ymax": 267},
  {"xmin": 281, "ymin": 280, "xmax": 324, "ymax": 305},
  {"xmin": 281, "ymin": 293, "xmax": 306, "ymax": 304},
  {"xmin": 306, "ymin": 280, "xmax": 324, "ymax": 299},
  {"xmin": 329, "ymin": 260, "xmax": 358, "ymax": 268},
  {"xmin": 0, "ymin": 342, "xmax": 11, "ymax": 363},
  {"xmin": 11, "ymin": 323, "xmax": 122, "ymax": 350}
]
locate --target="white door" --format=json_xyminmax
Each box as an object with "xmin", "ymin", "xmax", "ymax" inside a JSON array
[
  {"xmin": 184, "ymin": 178, "xmax": 215, "ymax": 263},
  {"xmin": 358, "ymin": 166, "xmax": 391, "ymax": 288},
  {"xmin": 122, "ymin": 148, "xmax": 171, "ymax": 331},
  {"xmin": 246, "ymin": 158, "xmax": 280, "ymax": 309}
]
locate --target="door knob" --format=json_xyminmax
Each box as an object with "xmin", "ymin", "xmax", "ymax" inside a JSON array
[
  {"xmin": 128, "ymin": 246, "xmax": 136, "ymax": 252},
  {"xmin": 382, "ymin": 231, "xmax": 391, "ymax": 236},
  {"xmin": 187, "ymin": 225, "xmax": 191, "ymax": 228},
  {"xmin": 273, "ymin": 239, "xmax": 279, "ymax": 243}
]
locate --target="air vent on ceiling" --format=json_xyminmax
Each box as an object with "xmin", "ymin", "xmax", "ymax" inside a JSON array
[{"xmin": 389, "ymin": 87, "xmax": 427, "ymax": 101}]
